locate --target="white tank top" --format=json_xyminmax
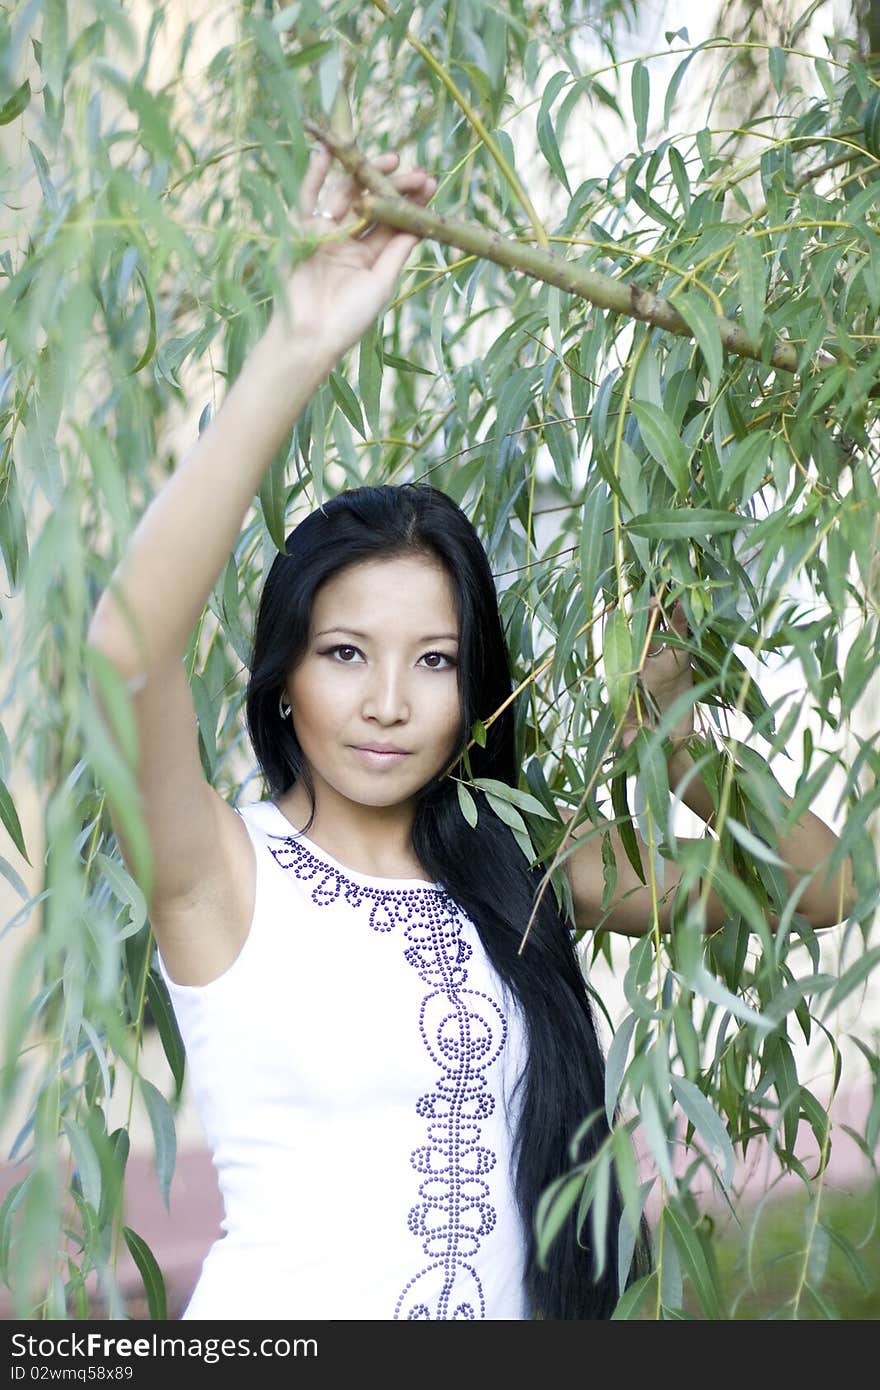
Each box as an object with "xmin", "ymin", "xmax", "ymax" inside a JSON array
[{"xmin": 157, "ymin": 798, "xmax": 532, "ymax": 1320}]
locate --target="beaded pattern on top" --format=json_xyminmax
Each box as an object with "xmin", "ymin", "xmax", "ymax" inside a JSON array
[{"xmin": 265, "ymin": 829, "xmax": 510, "ymax": 1320}]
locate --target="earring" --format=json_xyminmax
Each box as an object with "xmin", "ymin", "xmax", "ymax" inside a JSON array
[{"xmin": 279, "ymin": 693, "xmax": 291, "ymax": 720}]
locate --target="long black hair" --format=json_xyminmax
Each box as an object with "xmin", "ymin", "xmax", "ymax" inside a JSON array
[{"xmin": 244, "ymin": 482, "xmax": 648, "ymax": 1318}]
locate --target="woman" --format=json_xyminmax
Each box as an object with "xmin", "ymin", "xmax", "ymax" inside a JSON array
[{"xmin": 86, "ymin": 147, "xmax": 852, "ymax": 1320}]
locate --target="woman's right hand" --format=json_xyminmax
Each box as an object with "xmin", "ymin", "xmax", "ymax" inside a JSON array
[{"xmin": 267, "ymin": 144, "xmax": 437, "ymax": 368}]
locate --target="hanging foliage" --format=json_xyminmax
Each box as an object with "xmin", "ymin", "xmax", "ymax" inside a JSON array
[{"xmin": 0, "ymin": 0, "xmax": 878, "ymax": 1320}]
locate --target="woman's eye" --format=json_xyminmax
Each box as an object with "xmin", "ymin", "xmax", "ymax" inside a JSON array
[{"xmin": 321, "ymin": 646, "xmax": 454, "ymax": 667}]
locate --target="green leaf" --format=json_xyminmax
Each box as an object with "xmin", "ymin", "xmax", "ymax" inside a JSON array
[
  {"xmin": 139, "ymin": 1078, "xmax": 177, "ymax": 1211},
  {"xmin": 589, "ymin": 1150, "xmax": 612, "ymax": 1279},
  {"xmin": 664, "ymin": 1201, "xmax": 723, "ymax": 1318},
  {"xmin": 734, "ymin": 235, "xmax": 766, "ymax": 349},
  {"xmin": 673, "ymin": 1005, "xmax": 700, "ymax": 1077},
  {"xmin": 307, "ymin": 383, "xmax": 323, "ymax": 508},
  {"xmin": 725, "ymin": 817, "xmax": 785, "ymax": 867},
  {"xmin": 358, "ymin": 323, "xmax": 383, "ymax": 439},
  {"xmin": 611, "ymin": 1125, "xmax": 642, "ymax": 1234},
  {"xmin": 485, "ymin": 791, "xmax": 527, "ymax": 836},
  {"xmin": 79, "ymin": 1019, "xmax": 113, "ymax": 1107},
  {"xmin": 625, "ymin": 509, "xmax": 753, "ymax": 539},
  {"xmin": 328, "ymin": 371, "xmax": 365, "ymax": 438},
  {"xmin": 605, "ymin": 1012, "xmax": 636, "ymax": 1125},
  {"xmin": 457, "ymin": 781, "xmax": 478, "ymax": 828},
  {"xmin": 676, "ymin": 294, "xmax": 724, "ymax": 394},
  {"xmin": 0, "ymin": 80, "xmax": 31, "ymax": 125},
  {"xmin": 763, "ymin": 974, "xmax": 836, "ymax": 1026},
  {"xmin": 471, "ymin": 777, "xmax": 555, "ymax": 819},
  {"xmin": 122, "ymin": 1227, "xmax": 167, "ymax": 1320},
  {"xmin": 634, "ymin": 729, "xmax": 669, "ymax": 838},
  {"xmin": 95, "ymin": 851, "xmax": 147, "ymax": 940},
  {"xmin": 631, "ymin": 400, "xmax": 689, "ymax": 496},
  {"xmin": 822, "ymin": 946, "xmax": 880, "ymax": 1014},
  {"xmin": 381, "ymin": 350, "xmax": 434, "ymax": 377},
  {"xmin": 768, "ymin": 46, "xmax": 786, "ymax": 96},
  {"xmin": 722, "ymin": 431, "xmax": 771, "ymax": 502},
  {"xmin": 799, "ymin": 1086, "xmax": 830, "ymax": 1162},
  {"xmin": 0, "ymin": 1179, "xmax": 27, "ymax": 1281},
  {"xmin": 128, "ymin": 82, "xmax": 177, "ymax": 164},
  {"xmin": 600, "ymin": 829, "xmax": 617, "ymax": 913},
  {"xmin": 0, "ymin": 777, "xmax": 29, "ymax": 864},
  {"xmin": 537, "ymin": 70, "xmax": 571, "ymax": 192},
  {"xmin": 63, "ymin": 1120, "xmax": 102, "ymax": 1213},
  {"xmin": 42, "ymin": 0, "xmax": 68, "ymax": 100},
  {"xmin": 603, "ymin": 608, "xmax": 633, "ymax": 723},
  {"xmin": 664, "ymin": 51, "xmax": 697, "ymax": 128},
  {"xmin": 611, "ymin": 774, "xmax": 646, "ymax": 883},
  {"xmin": 125, "ymin": 271, "xmax": 157, "ymax": 377},
  {"xmin": 685, "ymin": 964, "xmax": 772, "ymax": 1031},
  {"xmin": 579, "ymin": 481, "xmax": 610, "ymax": 610},
  {"xmin": 631, "ymin": 61, "xmax": 650, "ymax": 149},
  {"xmin": 767, "ymin": 1033, "xmax": 800, "ymax": 1153},
  {"xmin": 257, "ymin": 446, "xmax": 288, "ymax": 554},
  {"xmin": 99, "ymin": 1128, "xmax": 130, "ymax": 1229},
  {"xmin": 535, "ymin": 1166, "xmax": 587, "ymax": 1266},
  {"xmin": 638, "ymin": 1085, "xmax": 676, "ymax": 1188},
  {"xmin": 668, "ymin": 146, "xmax": 690, "ymax": 214},
  {"xmin": 146, "ymin": 972, "xmax": 186, "ymax": 1098},
  {"xmin": 28, "ymin": 138, "xmax": 58, "ymax": 213},
  {"xmin": 670, "ymin": 1076, "xmax": 735, "ymax": 1188},
  {"xmin": 81, "ymin": 657, "xmax": 154, "ymax": 904},
  {"xmin": 611, "ymin": 1271, "xmax": 658, "ymax": 1319}
]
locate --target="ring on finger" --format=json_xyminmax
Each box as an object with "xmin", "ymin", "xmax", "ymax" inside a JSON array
[{"xmin": 311, "ymin": 208, "xmax": 336, "ymax": 220}]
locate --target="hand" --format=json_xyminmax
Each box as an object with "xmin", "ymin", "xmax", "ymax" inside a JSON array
[
  {"xmin": 621, "ymin": 597, "xmax": 694, "ymax": 749},
  {"xmin": 267, "ymin": 144, "xmax": 437, "ymax": 367}
]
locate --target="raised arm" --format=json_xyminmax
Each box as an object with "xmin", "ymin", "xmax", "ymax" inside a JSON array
[
  {"xmin": 86, "ymin": 148, "xmax": 436, "ymax": 956},
  {"xmin": 88, "ymin": 147, "xmax": 435, "ymax": 667}
]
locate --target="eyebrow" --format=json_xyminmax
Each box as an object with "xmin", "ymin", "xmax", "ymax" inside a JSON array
[{"xmin": 314, "ymin": 627, "xmax": 459, "ymax": 642}]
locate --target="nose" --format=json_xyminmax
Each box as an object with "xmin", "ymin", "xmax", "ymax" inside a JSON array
[{"xmin": 360, "ymin": 660, "xmax": 410, "ymax": 724}]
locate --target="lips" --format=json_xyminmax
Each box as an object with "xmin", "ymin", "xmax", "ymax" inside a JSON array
[
  {"xmin": 350, "ymin": 744, "xmax": 411, "ymax": 767},
  {"xmin": 352, "ymin": 744, "xmax": 410, "ymax": 754}
]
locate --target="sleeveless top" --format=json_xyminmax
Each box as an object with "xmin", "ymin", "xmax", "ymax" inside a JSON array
[{"xmin": 156, "ymin": 798, "xmax": 532, "ymax": 1320}]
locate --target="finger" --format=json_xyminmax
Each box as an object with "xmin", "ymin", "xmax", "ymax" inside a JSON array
[
  {"xmin": 350, "ymin": 172, "xmax": 431, "ymax": 233},
  {"xmin": 349, "ymin": 172, "xmax": 434, "ymax": 243},
  {"xmin": 331, "ymin": 159, "xmax": 433, "ymax": 221},
  {"xmin": 298, "ymin": 144, "xmax": 333, "ymax": 218},
  {"xmin": 323, "ymin": 153, "xmax": 402, "ymax": 219},
  {"xmin": 389, "ymin": 170, "xmax": 433, "ymax": 197},
  {"xmin": 369, "ymin": 229, "xmax": 422, "ymax": 292}
]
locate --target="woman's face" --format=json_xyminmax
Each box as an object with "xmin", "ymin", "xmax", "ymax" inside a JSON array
[{"xmin": 283, "ymin": 553, "xmax": 462, "ymax": 817}]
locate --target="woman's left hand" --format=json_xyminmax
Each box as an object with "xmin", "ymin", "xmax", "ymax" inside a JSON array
[{"xmin": 621, "ymin": 597, "xmax": 694, "ymax": 749}]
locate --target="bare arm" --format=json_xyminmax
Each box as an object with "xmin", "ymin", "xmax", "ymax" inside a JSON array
[
  {"xmin": 563, "ymin": 599, "xmax": 856, "ymax": 937},
  {"xmin": 88, "ymin": 148, "xmax": 437, "ymax": 668},
  {"xmin": 666, "ymin": 743, "xmax": 853, "ymax": 930}
]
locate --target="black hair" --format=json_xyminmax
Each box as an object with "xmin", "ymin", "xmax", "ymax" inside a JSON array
[{"xmin": 244, "ymin": 482, "xmax": 649, "ymax": 1318}]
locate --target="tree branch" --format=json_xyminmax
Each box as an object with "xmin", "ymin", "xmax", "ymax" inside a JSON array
[{"xmin": 306, "ymin": 119, "xmax": 816, "ymax": 377}]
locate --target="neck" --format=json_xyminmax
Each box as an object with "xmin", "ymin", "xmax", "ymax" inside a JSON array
[{"xmin": 278, "ymin": 782, "xmax": 424, "ymax": 878}]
